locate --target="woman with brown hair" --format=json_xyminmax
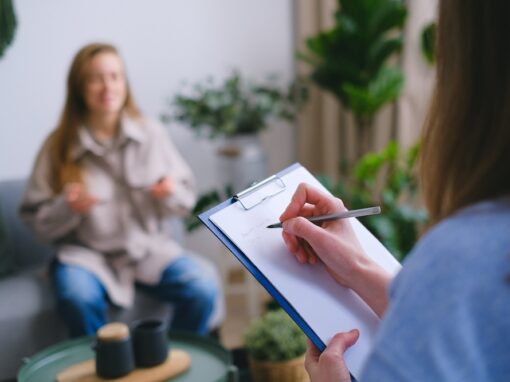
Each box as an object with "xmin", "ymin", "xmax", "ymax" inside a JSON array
[
  {"xmin": 20, "ymin": 43, "xmax": 218, "ymax": 337},
  {"xmin": 280, "ymin": 1, "xmax": 510, "ymax": 381}
]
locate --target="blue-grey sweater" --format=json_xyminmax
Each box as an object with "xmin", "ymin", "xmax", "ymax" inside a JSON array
[{"xmin": 361, "ymin": 197, "xmax": 510, "ymax": 381}]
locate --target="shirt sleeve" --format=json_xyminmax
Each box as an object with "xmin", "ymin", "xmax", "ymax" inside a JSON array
[{"xmin": 18, "ymin": 139, "xmax": 82, "ymax": 242}]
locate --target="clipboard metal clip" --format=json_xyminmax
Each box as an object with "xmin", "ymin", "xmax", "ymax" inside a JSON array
[{"xmin": 233, "ymin": 175, "xmax": 286, "ymax": 210}]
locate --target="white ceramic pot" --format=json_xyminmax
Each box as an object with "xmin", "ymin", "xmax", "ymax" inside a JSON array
[{"xmin": 217, "ymin": 134, "xmax": 268, "ymax": 194}]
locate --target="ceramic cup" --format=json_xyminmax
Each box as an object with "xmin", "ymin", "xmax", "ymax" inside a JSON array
[
  {"xmin": 94, "ymin": 322, "xmax": 135, "ymax": 379},
  {"xmin": 131, "ymin": 318, "xmax": 169, "ymax": 367}
]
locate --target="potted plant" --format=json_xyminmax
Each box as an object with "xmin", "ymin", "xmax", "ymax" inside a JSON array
[
  {"xmin": 167, "ymin": 71, "xmax": 306, "ymax": 138},
  {"xmin": 243, "ymin": 309, "xmax": 308, "ymax": 382},
  {"xmin": 163, "ymin": 71, "xmax": 307, "ymax": 232},
  {"xmin": 298, "ymin": 0, "xmax": 407, "ymax": 161},
  {"xmin": 163, "ymin": 71, "xmax": 307, "ymax": 194}
]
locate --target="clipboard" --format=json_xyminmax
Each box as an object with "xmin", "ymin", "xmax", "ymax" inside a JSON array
[
  {"xmin": 197, "ymin": 164, "xmax": 325, "ymax": 343},
  {"xmin": 199, "ymin": 162, "xmax": 401, "ymax": 377}
]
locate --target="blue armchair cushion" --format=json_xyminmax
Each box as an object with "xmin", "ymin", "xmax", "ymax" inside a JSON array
[
  {"xmin": 0, "ymin": 179, "xmax": 55, "ymax": 276},
  {"xmin": 0, "ymin": 203, "xmax": 15, "ymax": 277}
]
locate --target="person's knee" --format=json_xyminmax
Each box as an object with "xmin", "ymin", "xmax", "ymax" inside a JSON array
[
  {"xmin": 185, "ymin": 277, "xmax": 218, "ymax": 308},
  {"xmin": 53, "ymin": 264, "xmax": 106, "ymax": 310},
  {"xmin": 57, "ymin": 286, "xmax": 106, "ymax": 316}
]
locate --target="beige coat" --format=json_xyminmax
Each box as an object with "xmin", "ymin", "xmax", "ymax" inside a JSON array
[{"xmin": 19, "ymin": 116, "xmax": 196, "ymax": 307}]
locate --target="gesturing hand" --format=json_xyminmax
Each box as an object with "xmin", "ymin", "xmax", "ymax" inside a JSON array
[
  {"xmin": 64, "ymin": 183, "xmax": 97, "ymax": 214},
  {"xmin": 150, "ymin": 176, "xmax": 173, "ymax": 199}
]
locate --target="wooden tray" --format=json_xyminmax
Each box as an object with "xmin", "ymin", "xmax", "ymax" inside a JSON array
[{"xmin": 56, "ymin": 350, "xmax": 190, "ymax": 382}]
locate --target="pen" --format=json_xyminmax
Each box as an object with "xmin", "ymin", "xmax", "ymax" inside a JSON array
[{"xmin": 266, "ymin": 206, "xmax": 381, "ymax": 229}]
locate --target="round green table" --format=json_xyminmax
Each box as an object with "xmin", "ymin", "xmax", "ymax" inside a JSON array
[{"xmin": 18, "ymin": 332, "xmax": 238, "ymax": 382}]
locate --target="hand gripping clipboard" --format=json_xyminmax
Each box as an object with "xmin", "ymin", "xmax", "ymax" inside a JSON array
[
  {"xmin": 197, "ymin": 164, "xmax": 325, "ymax": 344},
  {"xmin": 199, "ymin": 163, "xmax": 401, "ymax": 378}
]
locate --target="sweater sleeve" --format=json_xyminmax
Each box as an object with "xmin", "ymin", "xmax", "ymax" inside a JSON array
[
  {"xmin": 18, "ymin": 139, "xmax": 82, "ymax": 242},
  {"xmin": 359, "ymin": 207, "xmax": 510, "ymax": 381}
]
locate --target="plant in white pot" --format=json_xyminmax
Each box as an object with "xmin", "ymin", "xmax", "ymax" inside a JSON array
[
  {"xmin": 162, "ymin": 71, "xmax": 307, "ymax": 231},
  {"xmin": 164, "ymin": 71, "xmax": 307, "ymax": 194},
  {"xmin": 244, "ymin": 309, "xmax": 308, "ymax": 382}
]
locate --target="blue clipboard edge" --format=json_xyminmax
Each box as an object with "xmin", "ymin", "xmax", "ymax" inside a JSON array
[{"xmin": 198, "ymin": 162, "xmax": 326, "ymax": 352}]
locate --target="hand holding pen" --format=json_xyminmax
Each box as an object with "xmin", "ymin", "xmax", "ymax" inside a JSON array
[
  {"xmin": 278, "ymin": 183, "xmax": 373, "ymax": 286},
  {"xmin": 267, "ymin": 206, "xmax": 380, "ymax": 228},
  {"xmin": 280, "ymin": 183, "xmax": 392, "ymax": 319}
]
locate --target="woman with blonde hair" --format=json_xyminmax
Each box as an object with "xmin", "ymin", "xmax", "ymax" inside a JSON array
[
  {"xmin": 280, "ymin": 1, "xmax": 510, "ymax": 381},
  {"xmin": 20, "ymin": 43, "xmax": 218, "ymax": 337}
]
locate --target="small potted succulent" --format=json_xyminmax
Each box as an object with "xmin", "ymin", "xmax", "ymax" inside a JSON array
[{"xmin": 244, "ymin": 309, "xmax": 308, "ymax": 382}]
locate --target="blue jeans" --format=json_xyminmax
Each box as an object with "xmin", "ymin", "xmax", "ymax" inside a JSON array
[{"xmin": 52, "ymin": 256, "xmax": 217, "ymax": 338}]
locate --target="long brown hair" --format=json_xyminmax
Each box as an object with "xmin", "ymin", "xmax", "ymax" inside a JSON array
[
  {"xmin": 421, "ymin": 1, "xmax": 510, "ymax": 223},
  {"xmin": 47, "ymin": 43, "xmax": 140, "ymax": 193}
]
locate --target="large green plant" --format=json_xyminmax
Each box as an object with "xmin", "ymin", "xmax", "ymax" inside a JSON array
[
  {"xmin": 244, "ymin": 309, "xmax": 306, "ymax": 362},
  {"xmin": 320, "ymin": 141, "xmax": 427, "ymax": 260},
  {"xmin": 164, "ymin": 71, "xmax": 307, "ymax": 138},
  {"xmin": 299, "ymin": 0, "xmax": 407, "ymax": 159}
]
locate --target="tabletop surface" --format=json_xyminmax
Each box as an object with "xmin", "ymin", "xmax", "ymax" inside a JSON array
[{"xmin": 18, "ymin": 332, "xmax": 235, "ymax": 382}]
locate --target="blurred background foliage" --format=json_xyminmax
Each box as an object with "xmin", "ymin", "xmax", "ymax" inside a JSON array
[
  {"xmin": 319, "ymin": 141, "xmax": 427, "ymax": 261},
  {"xmin": 175, "ymin": 0, "xmax": 434, "ymax": 262},
  {"xmin": 421, "ymin": 21, "xmax": 436, "ymax": 65},
  {"xmin": 298, "ymin": 0, "xmax": 408, "ymax": 159},
  {"xmin": 164, "ymin": 72, "xmax": 308, "ymax": 138}
]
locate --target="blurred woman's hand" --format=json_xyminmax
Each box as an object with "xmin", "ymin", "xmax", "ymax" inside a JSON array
[
  {"xmin": 305, "ymin": 330, "xmax": 359, "ymax": 382},
  {"xmin": 64, "ymin": 183, "xmax": 97, "ymax": 214},
  {"xmin": 150, "ymin": 176, "xmax": 173, "ymax": 199}
]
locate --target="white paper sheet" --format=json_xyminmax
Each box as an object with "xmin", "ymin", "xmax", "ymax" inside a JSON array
[{"xmin": 210, "ymin": 165, "xmax": 401, "ymax": 377}]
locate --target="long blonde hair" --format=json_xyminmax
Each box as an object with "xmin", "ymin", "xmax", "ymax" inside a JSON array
[
  {"xmin": 47, "ymin": 43, "xmax": 141, "ymax": 193},
  {"xmin": 421, "ymin": 2, "xmax": 510, "ymax": 223}
]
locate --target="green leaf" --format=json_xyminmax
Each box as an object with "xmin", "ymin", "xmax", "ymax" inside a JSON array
[
  {"xmin": 354, "ymin": 151, "xmax": 386, "ymax": 182},
  {"xmin": 317, "ymin": 140, "xmax": 427, "ymax": 261},
  {"xmin": 0, "ymin": 0, "xmax": 17, "ymax": 58},
  {"xmin": 366, "ymin": 0, "xmax": 407, "ymax": 39},
  {"xmin": 342, "ymin": 66, "xmax": 404, "ymax": 117},
  {"xmin": 298, "ymin": 0, "xmax": 407, "ymax": 123},
  {"xmin": 421, "ymin": 22, "xmax": 436, "ymax": 65},
  {"xmin": 367, "ymin": 37, "xmax": 403, "ymax": 74}
]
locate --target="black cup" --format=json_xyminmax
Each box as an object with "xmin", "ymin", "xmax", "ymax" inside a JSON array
[
  {"xmin": 132, "ymin": 319, "xmax": 169, "ymax": 367},
  {"xmin": 94, "ymin": 336, "xmax": 135, "ymax": 379}
]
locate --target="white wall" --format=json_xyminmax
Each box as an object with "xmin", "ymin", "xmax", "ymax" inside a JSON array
[
  {"xmin": 0, "ymin": 0, "xmax": 295, "ymax": 184},
  {"xmin": 0, "ymin": 0, "xmax": 295, "ymax": 253}
]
